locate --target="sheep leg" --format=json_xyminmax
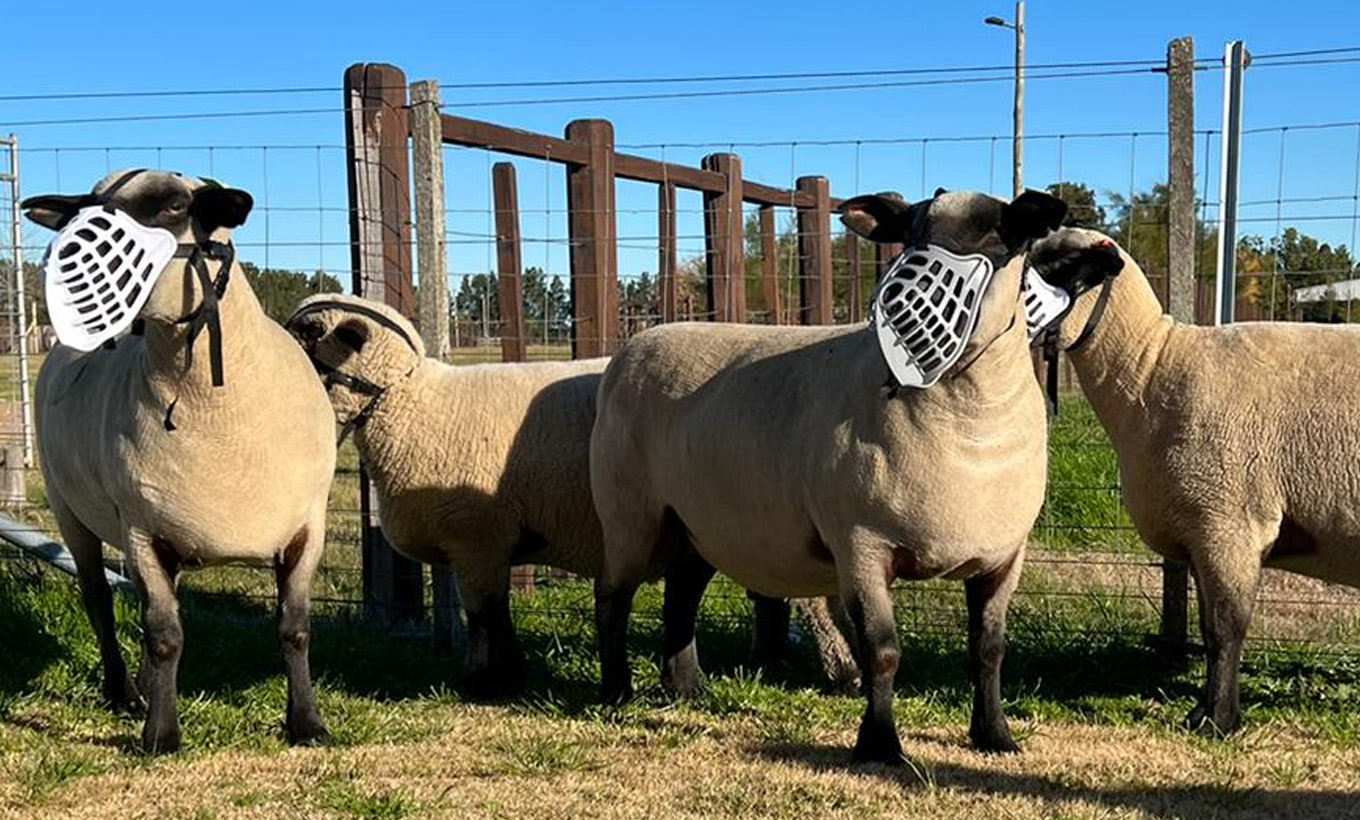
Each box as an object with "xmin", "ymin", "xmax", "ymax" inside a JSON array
[
  {"xmin": 127, "ymin": 529, "xmax": 183, "ymax": 754},
  {"xmin": 842, "ymin": 549, "xmax": 906, "ymax": 765},
  {"xmin": 748, "ymin": 592, "xmax": 791, "ymax": 670},
  {"xmin": 462, "ymin": 586, "xmax": 527, "ymax": 697},
  {"xmin": 661, "ymin": 546, "xmax": 716, "ymax": 698},
  {"xmin": 1186, "ymin": 549, "xmax": 1260, "ymax": 736},
  {"xmin": 964, "ymin": 549, "xmax": 1024, "ymax": 754},
  {"xmin": 595, "ymin": 578, "xmax": 640, "ymax": 705},
  {"xmin": 793, "ymin": 597, "xmax": 862, "ymax": 697},
  {"xmin": 274, "ymin": 522, "xmax": 329, "ymax": 746},
  {"xmin": 57, "ymin": 508, "xmax": 140, "ymax": 713}
]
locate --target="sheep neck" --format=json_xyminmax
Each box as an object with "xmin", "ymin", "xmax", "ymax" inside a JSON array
[
  {"xmin": 139, "ymin": 262, "xmax": 270, "ymax": 401},
  {"xmin": 352, "ymin": 361, "xmax": 434, "ymax": 491},
  {"xmin": 1064, "ymin": 258, "xmax": 1173, "ymax": 438}
]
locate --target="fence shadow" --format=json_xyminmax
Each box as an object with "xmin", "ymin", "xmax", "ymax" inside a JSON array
[{"xmin": 756, "ymin": 741, "xmax": 1360, "ymax": 820}]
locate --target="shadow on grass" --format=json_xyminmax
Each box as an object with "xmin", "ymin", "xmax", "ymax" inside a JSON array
[{"xmin": 757, "ymin": 741, "xmax": 1359, "ymax": 820}]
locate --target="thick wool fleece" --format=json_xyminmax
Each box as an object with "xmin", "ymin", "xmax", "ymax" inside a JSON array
[
  {"xmin": 36, "ymin": 235, "xmax": 336, "ymax": 566},
  {"xmin": 591, "ymin": 259, "xmax": 1047, "ymax": 600},
  {"xmin": 1053, "ymin": 237, "xmax": 1360, "ymax": 585}
]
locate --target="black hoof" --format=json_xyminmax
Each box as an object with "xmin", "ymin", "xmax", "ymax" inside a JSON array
[
  {"xmin": 288, "ymin": 724, "xmax": 331, "ymax": 747},
  {"xmin": 461, "ymin": 662, "xmax": 525, "ymax": 701},
  {"xmin": 852, "ymin": 720, "xmax": 905, "ymax": 765},
  {"xmin": 971, "ymin": 729, "xmax": 1021, "ymax": 755},
  {"xmin": 105, "ymin": 678, "xmax": 144, "ymax": 716},
  {"xmin": 141, "ymin": 726, "xmax": 182, "ymax": 756},
  {"xmin": 1186, "ymin": 705, "xmax": 1238, "ymax": 738},
  {"xmin": 661, "ymin": 662, "xmax": 706, "ymax": 700},
  {"xmin": 601, "ymin": 680, "xmax": 634, "ymax": 707}
]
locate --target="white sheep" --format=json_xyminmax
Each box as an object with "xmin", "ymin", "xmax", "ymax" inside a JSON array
[
  {"xmin": 285, "ymin": 294, "xmax": 860, "ymax": 696},
  {"xmin": 589, "ymin": 190, "xmax": 1068, "ymax": 763},
  {"xmin": 1026, "ymin": 226, "xmax": 1360, "ymax": 735},
  {"xmin": 24, "ymin": 171, "xmax": 337, "ymax": 753}
]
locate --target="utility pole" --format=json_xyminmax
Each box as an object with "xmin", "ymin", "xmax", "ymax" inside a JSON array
[{"xmin": 986, "ymin": 1, "xmax": 1025, "ymax": 196}]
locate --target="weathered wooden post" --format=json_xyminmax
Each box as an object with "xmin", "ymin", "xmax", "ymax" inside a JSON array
[
  {"xmin": 702, "ymin": 153, "xmax": 746, "ymax": 323},
  {"xmin": 1158, "ymin": 36, "xmax": 1197, "ymax": 655},
  {"xmin": 0, "ymin": 445, "xmax": 24, "ymax": 508},
  {"xmin": 796, "ymin": 176, "xmax": 833, "ymax": 324},
  {"xmin": 565, "ymin": 119, "xmax": 618, "ymax": 357},
  {"xmin": 410, "ymin": 78, "xmax": 468, "ymax": 652},
  {"xmin": 659, "ymin": 182, "xmax": 678, "ymax": 324},
  {"xmin": 344, "ymin": 62, "xmax": 425, "ymax": 628},
  {"xmin": 493, "ymin": 162, "xmax": 527, "ymax": 364},
  {"xmin": 758, "ymin": 206, "xmax": 780, "ymax": 324}
]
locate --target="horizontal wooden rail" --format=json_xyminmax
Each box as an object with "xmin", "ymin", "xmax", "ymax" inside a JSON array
[{"xmin": 439, "ymin": 112, "xmax": 842, "ymax": 210}]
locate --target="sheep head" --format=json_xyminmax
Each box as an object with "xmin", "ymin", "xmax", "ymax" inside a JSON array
[
  {"xmin": 23, "ymin": 169, "xmax": 253, "ymax": 329},
  {"xmin": 839, "ymin": 189, "xmax": 1067, "ymax": 382},
  {"xmin": 1026, "ymin": 227, "xmax": 1127, "ymax": 349},
  {"xmin": 285, "ymin": 294, "xmax": 426, "ymax": 428}
]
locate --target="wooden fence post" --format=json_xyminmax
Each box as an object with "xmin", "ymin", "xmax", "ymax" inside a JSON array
[
  {"xmin": 1159, "ymin": 36, "xmax": 1197, "ymax": 655},
  {"xmin": 796, "ymin": 176, "xmax": 833, "ymax": 324},
  {"xmin": 344, "ymin": 62, "xmax": 425, "ymax": 628},
  {"xmin": 702, "ymin": 153, "xmax": 746, "ymax": 323},
  {"xmin": 565, "ymin": 119, "xmax": 618, "ymax": 357},
  {"xmin": 659, "ymin": 182, "xmax": 678, "ymax": 324},
  {"xmin": 759, "ymin": 205, "xmax": 780, "ymax": 324},
  {"xmin": 494, "ymin": 162, "xmax": 527, "ymax": 364},
  {"xmin": 1, "ymin": 445, "xmax": 24, "ymax": 508},
  {"xmin": 846, "ymin": 233, "xmax": 863, "ymax": 323}
]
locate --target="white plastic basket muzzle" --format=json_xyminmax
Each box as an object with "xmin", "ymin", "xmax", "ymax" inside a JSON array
[
  {"xmin": 871, "ymin": 245, "xmax": 996, "ymax": 388},
  {"xmin": 1021, "ymin": 266, "xmax": 1073, "ymax": 344},
  {"xmin": 43, "ymin": 205, "xmax": 178, "ymax": 352}
]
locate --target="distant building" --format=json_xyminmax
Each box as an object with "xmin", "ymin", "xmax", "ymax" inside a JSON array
[{"xmin": 1293, "ymin": 278, "xmax": 1360, "ymax": 304}]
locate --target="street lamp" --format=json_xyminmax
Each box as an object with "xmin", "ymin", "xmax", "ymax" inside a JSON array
[{"xmin": 985, "ymin": 2, "xmax": 1025, "ymax": 197}]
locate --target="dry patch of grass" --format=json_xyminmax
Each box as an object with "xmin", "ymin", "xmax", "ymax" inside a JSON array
[{"xmin": 5, "ymin": 707, "xmax": 1360, "ymax": 820}]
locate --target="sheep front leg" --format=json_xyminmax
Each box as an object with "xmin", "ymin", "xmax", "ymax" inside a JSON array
[
  {"xmin": 274, "ymin": 521, "xmax": 329, "ymax": 746},
  {"xmin": 841, "ymin": 546, "xmax": 906, "ymax": 765},
  {"xmin": 462, "ymin": 583, "xmax": 527, "ymax": 698},
  {"xmin": 965, "ymin": 548, "xmax": 1024, "ymax": 753},
  {"xmin": 127, "ymin": 529, "xmax": 183, "ymax": 754},
  {"xmin": 57, "ymin": 507, "xmax": 140, "ymax": 713},
  {"xmin": 661, "ymin": 546, "xmax": 717, "ymax": 698},
  {"xmin": 1186, "ymin": 546, "xmax": 1261, "ymax": 736}
]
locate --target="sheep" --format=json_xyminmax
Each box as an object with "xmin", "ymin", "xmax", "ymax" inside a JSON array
[
  {"xmin": 284, "ymin": 294, "xmax": 861, "ymax": 697},
  {"xmin": 1026, "ymin": 225, "xmax": 1360, "ymax": 735},
  {"xmin": 588, "ymin": 189, "xmax": 1068, "ymax": 763},
  {"xmin": 23, "ymin": 170, "xmax": 337, "ymax": 753}
]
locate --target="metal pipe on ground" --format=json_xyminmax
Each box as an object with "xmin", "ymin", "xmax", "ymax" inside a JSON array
[{"xmin": 0, "ymin": 511, "xmax": 132, "ymax": 592}]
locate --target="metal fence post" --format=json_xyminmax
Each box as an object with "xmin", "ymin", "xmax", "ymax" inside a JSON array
[
  {"xmin": 1214, "ymin": 41, "xmax": 1249, "ymax": 327},
  {"xmin": 344, "ymin": 62, "xmax": 426, "ymax": 628}
]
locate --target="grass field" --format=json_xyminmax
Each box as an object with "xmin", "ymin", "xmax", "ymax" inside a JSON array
[{"xmin": 4, "ymin": 343, "xmax": 1360, "ymax": 818}]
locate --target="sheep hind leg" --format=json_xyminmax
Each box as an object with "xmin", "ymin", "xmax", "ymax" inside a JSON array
[
  {"xmin": 1185, "ymin": 544, "xmax": 1261, "ymax": 737},
  {"xmin": 661, "ymin": 545, "xmax": 716, "ymax": 698},
  {"xmin": 842, "ymin": 548, "xmax": 907, "ymax": 765},
  {"xmin": 965, "ymin": 549, "xmax": 1024, "ymax": 754},
  {"xmin": 126, "ymin": 529, "xmax": 183, "ymax": 754},
  {"xmin": 748, "ymin": 592, "xmax": 791, "ymax": 671},
  {"xmin": 794, "ymin": 597, "xmax": 862, "ymax": 697},
  {"xmin": 274, "ymin": 522, "xmax": 328, "ymax": 746}
]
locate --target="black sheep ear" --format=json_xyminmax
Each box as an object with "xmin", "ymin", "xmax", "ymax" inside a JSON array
[
  {"xmin": 933, "ymin": 187, "xmax": 949, "ymax": 198},
  {"xmin": 20, "ymin": 194, "xmax": 86, "ymax": 230},
  {"xmin": 190, "ymin": 186, "xmax": 253, "ymax": 232},
  {"xmin": 838, "ymin": 194, "xmax": 915, "ymax": 243},
  {"xmin": 1000, "ymin": 189, "xmax": 1068, "ymax": 250},
  {"xmin": 334, "ymin": 319, "xmax": 369, "ymax": 355},
  {"xmin": 1033, "ymin": 232, "xmax": 1125, "ymax": 289}
]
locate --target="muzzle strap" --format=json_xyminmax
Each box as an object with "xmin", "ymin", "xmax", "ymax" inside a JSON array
[{"xmin": 173, "ymin": 240, "xmax": 233, "ymax": 387}]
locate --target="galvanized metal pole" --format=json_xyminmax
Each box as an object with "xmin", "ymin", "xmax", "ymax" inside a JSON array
[
  {"xmin": 1013, "ymin": 1, "xmax": 1025, "ymax": 197},
  {"xmin": 4, "ymin": 136, "xmax": 32, "ymax": 467},
  {"xmin": 1215, "ymin": 41, "xmax": 1249, "ymax": 326}
]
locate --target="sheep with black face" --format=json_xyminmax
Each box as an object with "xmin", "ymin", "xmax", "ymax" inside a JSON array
[
  {"xmin": 1027, "ymin": 225, "xmax": 1360, "ymax": 736},
  {"xmin": 589, "ymin": 189, "xmax": 1066, "ymax": 763},
  {"xmin": 285, "ymin": 294, "xmax": 862, "ymax": 697},
  {"xmin": 25, "ymin": 170, "xmax": 337, "ymax": 754}
]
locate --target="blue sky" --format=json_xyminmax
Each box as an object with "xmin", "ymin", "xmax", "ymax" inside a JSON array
[{"xmin": 3, "ymin": 0, "xmax": 1360, "ymax": 285}]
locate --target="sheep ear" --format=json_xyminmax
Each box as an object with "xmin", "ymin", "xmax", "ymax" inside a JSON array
[
  {"xmin": 838, "ymin": 194, "xmax": 914, "ymax": 243},
  {"xmin": 21, "ymin": 194, "xmax": 85, "ymax": 231},
  {"xmin": 1034, "ymin": 233, "xmax": 1125, "ymax": 289},
  {"xmin": 334, "ymin": 319, "xmax": 369, "ymax": 354},
  {"xmin": 191, "ymin": 186, "xmax": 254, "ymax": 232},
  {"xmin": 1000, "ymin": 189, "xmax": 1067, "ymax": 250}
]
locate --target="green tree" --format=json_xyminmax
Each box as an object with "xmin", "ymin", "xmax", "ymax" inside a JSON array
[
  {"xmin": 1045, "ymin": 182, "xmax": 1107, "ymax": 228},
  {"xmin": 237, "ymin": 263, "xmax": 342, "ymax": 325},
  {"xmin": 454, "ymin": 272, "xmax": 499, "ymax": 339},
  {"xmin": 1236, "ymin": 228, "xmax": 1358, "ymax": 321}
]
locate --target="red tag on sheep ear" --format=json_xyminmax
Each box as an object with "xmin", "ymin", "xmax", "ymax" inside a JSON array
[{"xmin": 1097, "ymin": 238, "xmax": 1115, "ymax": 249}]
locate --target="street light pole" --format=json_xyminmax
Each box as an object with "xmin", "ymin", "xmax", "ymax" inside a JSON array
[{"xmin": 986, "ymin": 1, "xmax": 1026, "ymax": 197}]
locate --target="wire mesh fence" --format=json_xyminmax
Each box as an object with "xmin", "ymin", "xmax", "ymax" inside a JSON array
[{"xmin": 1, "ymin": 50, "xmax": 1359, "ymax": 656}]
